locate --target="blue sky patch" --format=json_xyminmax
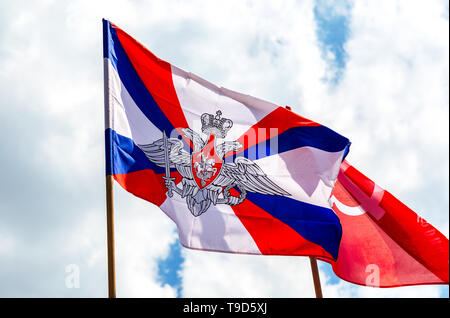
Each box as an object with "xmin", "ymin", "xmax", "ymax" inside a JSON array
[
  {"xmin": 314, "ymin": 0, "xmax": 352, "ymax": 84},
  {"xmin": 157, "ymin": 240, "xmax": 183, "ymax": 297}
]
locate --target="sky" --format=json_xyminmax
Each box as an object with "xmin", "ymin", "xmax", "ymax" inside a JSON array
[{"xmin": 0, "ymin": 0, "xmax": 448, "ymax": 298}]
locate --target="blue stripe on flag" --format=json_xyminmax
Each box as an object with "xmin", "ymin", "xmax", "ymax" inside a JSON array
[
  {"xmin": 224, "ymin": 125, "xmax": 350, "ymax": 163},
  {"xmin": 246, "ymin": 192, "xmax": 342, "ymax": 259},
  {"xmin": 104, "ymin": 22, "xmax": 176, "ymax": 136},
  {"xmin": 102, "ymin": 19, "xmax": 111, "ymax": 60},
  {"xmin": 105, "ymin": 128, "xmax": 166, "ymax": 176}
]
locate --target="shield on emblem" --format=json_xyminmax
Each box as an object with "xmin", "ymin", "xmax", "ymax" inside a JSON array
[{"xmin": 191, "ymin": 135, "xmax": 223, "ymax": 189}]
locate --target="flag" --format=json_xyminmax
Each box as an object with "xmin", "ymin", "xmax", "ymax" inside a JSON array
[
  {"xmin": 325, "ymin": 160, "xmax": 449, "ymax": 287},
  {"xmin": 102, "ymin": 19, "xmax": 351, "ymax": 261}
]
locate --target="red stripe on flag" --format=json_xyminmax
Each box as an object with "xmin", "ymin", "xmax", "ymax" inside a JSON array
[
  {"xmin": 226, "ymin": 106, "xmax": 320, "ymax": 158},
  {"xmin": 113, "ymin": 170, "xmax": 182, "ymax": 207},
  {"xmin": 113, "ymin": 24, "xmax": 189, "ymax": 132},
  {"xmin": 343, "ymin": 165, "xmax": 375, "ymax": 197},
  {"xmin": 378, "ymin": 190, "xmax": 449, "ymax": 283},
  {"xmin": 230, "ymin": 189, "xmax": 334, "ymax": 259}
]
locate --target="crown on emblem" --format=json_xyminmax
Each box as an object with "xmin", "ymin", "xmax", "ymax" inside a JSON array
[{"xmin": 200, "ymin": 110, "xmax": 233, "ymax": 138}]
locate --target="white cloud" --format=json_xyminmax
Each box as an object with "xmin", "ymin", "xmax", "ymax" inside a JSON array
[
  {"xmin": 114, "ymin": 188, "xmax": 179, "ymax": 297},
  {"xmin": 321, "ymin": 266, "xmax": 444, "ymax": 298},
  {"xmin": 181, "ymin": 250, "xmax": 317, "ymax": 298},
  {"xmin": 0, "ymin": 227, "xmax": 16, "ymax": 257}
]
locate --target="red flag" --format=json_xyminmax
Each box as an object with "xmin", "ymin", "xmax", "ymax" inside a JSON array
[{"xmin": 323, "ymin": 160, "xmax": 449, "ymax": 287}]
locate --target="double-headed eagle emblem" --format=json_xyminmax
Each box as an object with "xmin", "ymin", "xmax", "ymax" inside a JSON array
[{"xmin": 138, "ymin": 110, "xmax": 290, "ymax": 217}]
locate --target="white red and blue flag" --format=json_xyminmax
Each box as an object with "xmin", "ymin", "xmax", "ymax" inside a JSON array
[{"xmin": 103, "ymin": 19, "xmax": 351, "ymax": 262}]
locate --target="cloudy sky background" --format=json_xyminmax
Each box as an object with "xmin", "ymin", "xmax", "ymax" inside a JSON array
[{"xmin": 0, "ymin": 0, "xmax": 448, "ymax": 297}]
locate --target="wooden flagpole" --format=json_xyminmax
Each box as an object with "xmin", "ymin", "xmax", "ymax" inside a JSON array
[
  {"xmin": 309, "ymin": 257, "xmax": 323, "ymax": 298},
  {"xmin": 103, "ymin": 19, "xmax": 116, "ymax": 298},
  {"xmin": 105, "ymin": 174, "xmax": 116, "ymax": 298}
]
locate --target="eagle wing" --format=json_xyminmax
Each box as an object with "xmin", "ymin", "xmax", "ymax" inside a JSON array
[
  {"xmin": 138, "ymin": 126, "xmax": 207, "ymax": 169},
  {"xmin": 211, "ymin": 156, "xmax": 290, "ymax": 196},
  {"xmin": 138, "ymin": 137, "xmax": 289, "ymax": 201},
  {"xmin": 137, "ymin": 138, "xmax": 193, "ymax": 179}
]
